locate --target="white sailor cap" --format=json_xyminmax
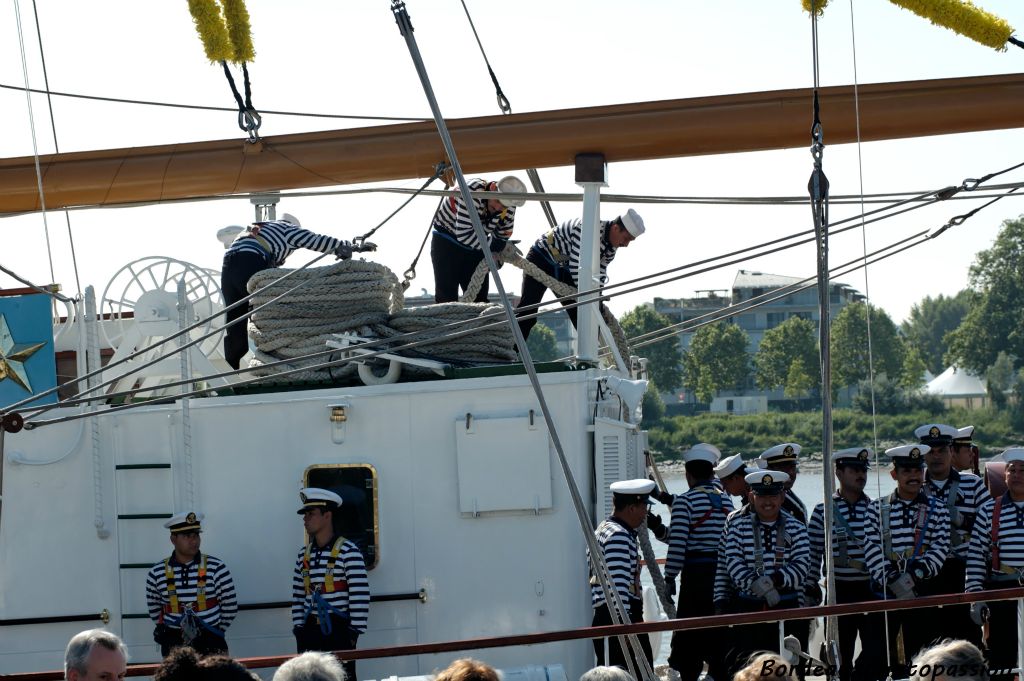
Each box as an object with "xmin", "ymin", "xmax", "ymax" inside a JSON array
[
  {"xmin": 886, "ymin": 444, "xmax": 930, "ymax": 468},
  {"xmin": 745, "ymin": 464, "xmax": 762, "ymax": 475},
  {"xmin": 297, "ymin": 487, "xmax": 342, "ymax": 514},
  {"xmin": 745, "ymin": 470, "xmax": 789, "ymax": 494},
  {"xmin": 1004, "ymin": 448, "xmax": 1024, "ymax": 465},
  {"xmin": 914, "ymin": 423, "xmax": 956, "ymax": 446},
  {"xmin": 684, "ymin": 443, "xmax": 722, "ymax": 464},
  {"xmin": 281, "ymin": 212, "xmax": 301, "ymax": 227},
  {"xmin": 832, "ymin": 447, "xmax": 872, "ymax": 468},
  {"xmin": 714, "ymin": 453, "xmax": 745, "ymax": 479},
  {"xmin": 165, "ymin": 511, "xmax": 204, "ymax": 534},
  {"xmin": 496, "ymin": 176, "xmax": 527, "ymax": 208},
  {"xmin": 620, "ymin": 209, "xmax": 645, "ymax": 238},
  {"xmin": 761, "ymin": 443, "xmax": 801, "ymax": 464},
  {"xmin": 953, "ymin": 426, "xmax": 975, "ymax": 444},
  {"xmin": 217, "ymin": 225, "xmax": 244, "ymax": 249},
  {"xmin": 610, "ymin": 478, "xmax": 656, "ymax": 503}
]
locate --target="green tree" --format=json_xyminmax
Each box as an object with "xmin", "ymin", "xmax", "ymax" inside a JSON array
[
  {"xmin": 526, "ymin": 322, "xmax": 559, "ymax": 362},
  {"xmin": 947, "ymin": 217, "xmax": 1024, "ymax": 374},
  {"xmin": 683, "ymin": 322, "xmax": 750, "ymax": 403},
  {"xmin": 641, "ymin": 379, "xmax": 666, "ymax": 426},
  {"xmin": 753, "ymin": 316, "xmax": 819, "ymax": 392},
  {"xmin": 900, "ymin": 344, "xmax": 928, "ymax": 390},
  {"xmin": 985, "ymin": 351, "xmax": 1015, "ymax": 409},
  {"xmin": 900, "ymin": 290, "xmax": 974, "ymax": 375},
  {"xmin": 784, "ymin": 358, "xmax": 816, "ymax": 399},
  {"xmin": 830, "ymin": 302, "xmax": 905, "ymax": 390},
  {"xmin": 620, "ymin": 305, "xmax": 684, "ymax": 390}
]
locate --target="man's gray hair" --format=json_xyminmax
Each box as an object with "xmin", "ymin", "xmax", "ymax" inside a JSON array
[
  {"xmin": 64, "ymin": 629, "xmax": 128, "ymax": 677},
  {"xmin": 273, "ymin": 651, "xmax": 347, "ymax": 681},
  {"xmin": 579, "ymin": 667, "xmax": 635, "ymax": 681},
  {"xmin": 911, "ymin": 639, "xmax": 989, "ymax": 681}
]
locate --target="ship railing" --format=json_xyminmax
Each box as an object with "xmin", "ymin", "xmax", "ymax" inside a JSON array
[{"xmin": 2, "ymin": 587, "xmax": 1021, "ymax": 680}]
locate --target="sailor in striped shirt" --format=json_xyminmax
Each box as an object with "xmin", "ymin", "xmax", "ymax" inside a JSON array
[
  {"xmin": 759, "ymin": 443, "xmax": 808, "ymax": 524},
  {"xmin": 965, "ymin": 447, "xmax": 1024, "ymax": 676},
  {"xmin": 220, "ymin": 214, "xmax": 358, "ymax": 369},
  {"xmin": 589, "ymin": 478, "xmax": 655, "ymax": 671},
  {"xmin": 430, "ymin": 176, "xmax": 526, "ymax": 303},
  {"xmin": 146, "ymin": 511, "xmax": 237, "ymax": 657},
  {"xmin": 711, "ymin": 456, "xmax": 757, "ymax": 613},
  {"xmin": 721, "ymin": 470, "xmax": 810, "ymax": 678},
  {"xmin": 659, "ymin": 444, "xmax": 733, "ymax": 681},
  {"xmin": 916, "ymin": 422, "xmax": 990, "ymax": 646},
  {"xmin": 807, "ymin": 448, "xmax": 884, "ymax": 681},
  {"xmin": 864, "ymin": 444, "xmax": 951, "ymax": 678},
  {"xmin": 516, "ymin": 209, "xmax": 644, "ymax": 339},
  {"xmin": 292, "ymin": 488, "xmax": 370, "ymax": 681}
]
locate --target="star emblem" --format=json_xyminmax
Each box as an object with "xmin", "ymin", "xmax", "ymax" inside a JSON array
[{"xmin": 0, "ymin": 314, "xmax": 46, "ymax": 394}]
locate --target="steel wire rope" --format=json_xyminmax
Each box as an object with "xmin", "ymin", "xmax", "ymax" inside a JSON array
[
  {"xmin": 4, "ymin": 176, "xmax": 442, "ymax": 417},
  {"xmin": 624, "ymin": 182, "xmax": 1022, "ymax": 351},
  {"xmin": 29, "ymin": 0, "xmax": 81, "ymax": 296},
  {"xmin": 0, "ymin": 82, "xmax": 428, "ymax": 122},
  {"xmin": 12, "ymin": 0, "xmax": 56, "ymax": 291}
]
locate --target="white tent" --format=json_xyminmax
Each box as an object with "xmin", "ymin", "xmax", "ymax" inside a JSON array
[{"xmin": 926, "ymin": 366, "xmax": 988, "ymax": 409}]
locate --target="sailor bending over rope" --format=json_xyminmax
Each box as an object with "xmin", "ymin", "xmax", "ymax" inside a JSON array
[
  {"xmin": 220, "ymin": 214, "xmax": 375, "ymax": 370},
  {"xmin": 146, "ymin": 511, "xmax": 238, "ymax": 657},
  {"xmin": 430, "ymin": 176, "xmax": 526, "ymax": 303},
  {"xmin": 292, "ymin": 488, "xmax": 369, "ymax": 681},
  {"xmin": 516, "ymin": 209, "xmax": 644, "ymax": 339}
]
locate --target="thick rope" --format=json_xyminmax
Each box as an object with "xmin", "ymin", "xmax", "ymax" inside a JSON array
[
  {"xmin": 638, "ymin": 524, "xmax": 676, "ymax": 619},
  {"xmin": 461, "ymin": 243, "xmax": 632, "ymax": 364},
  {"xmin": 246, "ymin": 260, "xmax": 515, "ymax": 382}
]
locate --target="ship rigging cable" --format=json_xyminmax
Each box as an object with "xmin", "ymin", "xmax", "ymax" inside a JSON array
[{"xmin": 5, "ymin": 176, "xmax": 1017, "ymax": 427}]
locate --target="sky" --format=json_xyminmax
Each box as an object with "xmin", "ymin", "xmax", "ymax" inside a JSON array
[{"xmin": 1, "ymin": 0, "xmax": 1022, "ymax": 328}]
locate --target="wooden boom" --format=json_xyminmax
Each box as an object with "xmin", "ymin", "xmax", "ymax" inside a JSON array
[{"xmin": 1, "ymin": 73, "xmax": 1022, "ymax": 215}]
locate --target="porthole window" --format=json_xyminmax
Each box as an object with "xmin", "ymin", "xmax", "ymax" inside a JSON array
[{"xmin": 304, "ymin": 464, "xmax": 379, "ymax": 569}]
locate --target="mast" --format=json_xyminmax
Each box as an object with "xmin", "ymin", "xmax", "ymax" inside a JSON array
[{"xmin": 1, "ymin": 73, "xmax": 1022, "ymax": 215}]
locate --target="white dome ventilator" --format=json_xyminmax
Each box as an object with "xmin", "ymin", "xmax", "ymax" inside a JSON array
[{"xmin": 99, "ymin": 256, "xmax": 231, "ymax": 398}]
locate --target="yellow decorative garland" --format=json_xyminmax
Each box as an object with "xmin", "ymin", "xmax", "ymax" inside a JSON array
[
  {"xmin": 801, "ymin": 0, "xmax": 831, "ymax": 16},
  {"xmin": 888, "ymin": 0, "xmax": 1012, "ymax": 51},
  {"xmin": 188, "ymin": 0, "xmax": 255, "ymax": 64}
]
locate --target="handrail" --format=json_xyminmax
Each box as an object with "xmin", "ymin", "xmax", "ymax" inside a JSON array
[{"xmin": 2, "ymin": 587, "xmax": 1021, "ymax": 680}]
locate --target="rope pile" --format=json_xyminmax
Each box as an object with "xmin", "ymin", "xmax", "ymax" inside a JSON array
[
  {"xmin": 244, "ymin": 260, "xmax": 515, "ymax": 382},
  {"xmin": 246, "ymin": 260, "xmax": 403, "ymax": 382},
  {"xmin": 462, "ymin": 242, "xmax": 633, "ymax": 363}
]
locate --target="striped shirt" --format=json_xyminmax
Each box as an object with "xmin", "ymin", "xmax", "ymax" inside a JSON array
[
  {"xmin": 291, "ymin": 538, "xmax": 370, "ymax": 633},
  {"xmin": 966, "ymin": 494, "xmax": 1024, "ymax": 592},
  {"xmin": 713, "ymin": 507, "xmax": 747, "ymax": 604},
  {"xmin": 784, "ymin": 489, "xmax": 808, "ymax": 524},
  {"xmin": 531, "ymin": 218, "xmax": 619, "ymax": 286},
  {"xmin": 664, "ymin": 481, "xmax": 734, "ymax": 581},
  {"xmin": 925, "ymin": 470, "xmax": 991, "ymax": 560},
  {"xmin": 808, "ymin": 494, "xmax": 872, "ymax": 583},
  {"xmin": 723, "ymin": 511, "xmax": 810, "ymax": 597},
  {"xmin": 432, "ymin": 179, "xmax": 515, "ymax": 251},
  {"xmin": 864, "ymin": 492, "xmax": 951, "ymax": 584},
  {"xmin": 589, "ymin": 517, "xmax": 640, "ymax": 607},
  {"xmin": 226, "ymin": 220, "xmax": 346, "ymax": 268},
  {"xmin": 146, "ymin": 553, "xmax": 237, "ymax": 631}
]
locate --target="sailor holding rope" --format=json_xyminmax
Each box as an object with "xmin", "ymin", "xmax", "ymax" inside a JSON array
[
  {"xmin": 965, "ymin": 447, "xmax": 1024, "ymax": 677},
  {"xmin": 220, "ymin": 214, "xmax": 372, "ymax": 370},
  {"xmin": 806, "ymin": 448, "xmax": 884, "ymax": 681},
  {"xmin": 589, "ymin": 479, "xmax": 655, "ymax": 671},
  {"xmin": 145, "ymin": 511, "xmax": 238, "ymax": 657},
  {"xmin": 863, "ymin": 444, "xmax": 951, "ymax": 677},
  {"xmin": 430, "ymin": 176, "xmax": 527, "ymax": 303},
  {"xmin": 516, "ymin": 209, "xmax": 644, "ymax": 339},
  {"xmin": 291, "ymin": 488, "xmax": 370, "ymax": 681}
]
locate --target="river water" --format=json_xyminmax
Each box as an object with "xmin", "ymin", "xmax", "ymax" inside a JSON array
[{"xmin": 642, "ymin": 469, "xmax": 898, "ymax": 664}]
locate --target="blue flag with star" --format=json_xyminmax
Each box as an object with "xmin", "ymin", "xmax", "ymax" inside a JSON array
[{"xmin": 0, "ymin": 293, "xmax": 58, "ymax": 408}]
